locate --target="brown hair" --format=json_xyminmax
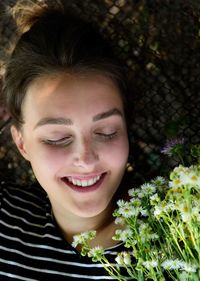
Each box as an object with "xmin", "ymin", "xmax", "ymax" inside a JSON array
[{"xmin": 2, "ymin": 5, "xmax": 128, "ymax": 129}]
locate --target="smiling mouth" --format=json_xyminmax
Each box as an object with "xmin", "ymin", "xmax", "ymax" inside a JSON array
[
  {"xmin": 61, "ymin": 173, "xmax": 106, "ymax": 190},
  {"xmin": 67, "ymin": 175, "xmax": 101, "ymax": 187}
]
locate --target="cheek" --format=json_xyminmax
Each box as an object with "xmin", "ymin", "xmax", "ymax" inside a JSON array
[
  {"xmin": 101, "ymin": 138, "xmax": 129, "ymax": 168},
  {"xmin": 27, "ymin": 144, "xmax": 69, "ymax": 176}
]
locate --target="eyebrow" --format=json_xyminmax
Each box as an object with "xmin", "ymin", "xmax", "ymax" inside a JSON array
[
  {"xmin": 92, "ymin": 108, "xmax": 123, "ymax": 121},
  {"xmin": 34, "ymin": 117, "xmax": 73, "ymax": 129},
  {"xmin": 34, "ymin": 108, "xmax": 123, "ymax": 129}
]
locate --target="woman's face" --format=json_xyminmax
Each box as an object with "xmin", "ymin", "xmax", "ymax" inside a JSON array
[{"xmin": 12, "ymin": 73, "xmax": 129, "ymax": 218}]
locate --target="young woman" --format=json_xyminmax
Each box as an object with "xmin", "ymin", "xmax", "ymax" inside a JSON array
[{"xmin": 0, "ymin": 5, "xmax": 132, "ymax": 280}]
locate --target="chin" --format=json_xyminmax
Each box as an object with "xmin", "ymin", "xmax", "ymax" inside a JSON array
[{"xmin": 74, "ymin": 200, "xmax": 111, "ymax": 219}]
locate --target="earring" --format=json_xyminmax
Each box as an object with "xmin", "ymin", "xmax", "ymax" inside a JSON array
[
  {"xmin": 126, "ymin": 155, "xmax": 134, "ymax": 172},
  {"xmin": 126, "ymin": 162, "xmax": 134, "ymax": 172}
]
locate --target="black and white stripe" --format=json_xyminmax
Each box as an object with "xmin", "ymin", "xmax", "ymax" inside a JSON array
[{"xmin": 0, "ymin": 182, "xmax": 130, "ymax": 280}]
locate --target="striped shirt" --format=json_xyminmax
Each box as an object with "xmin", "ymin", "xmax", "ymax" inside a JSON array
[{"xmin": 0, "ymin": 181, "xmax": 130, "ymax": 281}]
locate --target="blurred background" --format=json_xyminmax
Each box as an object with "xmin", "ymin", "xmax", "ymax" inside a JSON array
[{"xmin": 0, "ymin": 0, "xmax": 199, "ymax": 185}]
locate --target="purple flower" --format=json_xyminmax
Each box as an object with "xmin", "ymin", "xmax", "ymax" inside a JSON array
[{"xmin": 161, "ymin": 138, "xmax": 185, "ymax": 156}]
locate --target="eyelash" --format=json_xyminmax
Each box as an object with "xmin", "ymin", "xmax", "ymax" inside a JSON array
[
  {"xmin": 42, "ymin": 132, "xmax": 118, "ymax": 147},
  {"xmin": 42, "ymin": 137, "xmax": 72, "ymax": 146},
  {"xmin": 95, "ymin": 131, "xmax": 117, "ymax": 140}
]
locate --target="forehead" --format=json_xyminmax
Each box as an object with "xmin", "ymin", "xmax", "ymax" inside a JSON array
[
  {"xmin": 22, "ymin": 73, "xmax": 124, "ymax": 122},
  {"xmin": 25, "ymin": 73, "xmax": 123, "ymax": 106}
]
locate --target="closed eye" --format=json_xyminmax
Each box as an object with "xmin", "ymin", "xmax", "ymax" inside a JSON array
[
  {"xmin": 95, "ymin": 131, "xmax": 117, "ymax": 140},
  {"xmin": 42, "ymin": 137, "xmax": 72, "ymax": 146}
]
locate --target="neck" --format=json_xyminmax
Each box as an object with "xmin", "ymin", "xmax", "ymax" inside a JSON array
[{"xmin": 51, "ymin": 201, "xmax": 116, "ymax": 245}]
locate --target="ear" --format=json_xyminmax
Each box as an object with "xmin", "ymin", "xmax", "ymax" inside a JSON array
[{"xmin": 10, "ymin": 125, "xmax": 30, "ymax": 161}]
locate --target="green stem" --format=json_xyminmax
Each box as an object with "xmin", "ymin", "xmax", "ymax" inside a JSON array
[{"xmin": 100, "ymin": 256, "xmax": 128, "ymax": 281}]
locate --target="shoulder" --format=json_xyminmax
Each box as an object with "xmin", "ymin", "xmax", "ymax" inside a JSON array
[
  {"xmin": 0, "ymin": 180, "xmax": 53, "ymax": 242},
  {"xmin": 0, "ymin": 180, "xmax": 48, "ymax": 214}
]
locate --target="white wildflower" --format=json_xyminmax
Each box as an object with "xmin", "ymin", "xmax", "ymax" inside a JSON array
[
  {"xmin": 170, "ymin": 165, "xmax": 188, "ymax": 180},
  {"xmin": 118, "ymin": 201, "xmax": 140, "ymax": 218},
  {"xmin": 141, "ymin": 182, "xmax": 157, "ymax": 195},
  {"xmin": 128, "ymin": 188, "xmax": 141, "ymax": 197},
  {"xmin": 137, "ymin": 191, "xmax": 146, "ymax": 198},
  {"xmin": 150, "ymin": 233, "xmax": 159, "ymax": 240},
  {"xmin": 153, "ymin": 205, "xmax": 163, "ymax": 218},
  {"xmin": 129, "ymin": 189, "xmax": 145, "ymax": 199},
  {"xmin": 138, "ymin": 223, "xmax": 156, "ymax": 242},
  {"xmin": 140, "ymin": 208, "xmax": 149, "ymax": 217},
  {"xmin": 113, "ymin": 228, "xmax": 133, "ymax": 242},
  {"xmin": 152, "ymin": 176, "xmax": 166, "ymax": 186},
  {"xmin": 178, "ymin": 203, "xmax": 191, "ymax": 222},
  {"xmin": 169, "ymin": 165, "xmax": 200, "ymax": 189},
  {"xmin": 114, "ymin": 217, "xmax": 125, "ymax": 225},
  {"xmin": 150, "ymin": 193, "xmax": 160, "ymax": 205},
  {"xmin": 72, "ymin": 236, "xmax": 80, "ymax": 248},
  {"xmin": 169, "ymin": 178, "xmax": 184, "ymax": 188},
  {"xmin": 181, "ymin": 261, "xmax": 198, "ymax": 273},
  {"xmin": 115, "ymin": 252, "xmax": 131, "ymax": 266},
  {"xmin": 177, "ymin": 169, "xmax": 200, "ymax": 187},
  {"xmin": 115, "ymin": 254, "xmax": 124, "ymax": 265},
  {"xmin": 154, "ymin": 201, "xmax": 174, "ymax": 217},
  {"xmin": 130, "ymin": 197, "xmax": 142, "ymax": 207},
  {"xmin": 187, "ymin": 170, "xmax": 200, "ymax": 188},
  {"xmin": 143, "ymin": 260, "xmax": 158, "ymax": 269},
  {"xmin": 165, "ymin": 202, "xmax": 175, "ymax": 211},
  {"xmin": 117, "ymin": 199, "xmax": 126, "ymax": 207},
  {"xmin": 139, "ymin": 222, "xmax": 150, "ymax": 232},
  {"xmin": 72, "ymin": 230, "xmax": 96, "ymax": 248},
  {"xmin": 161, "ymin": 259, "xmax": 183, "ymax": 270},
  {"xmin": 88, "ymin": 246, "xmax": 104, "ymax": 262},
  {"xmin": 123, "ymin": 252, "xmax": 132, "ymax": 265}
]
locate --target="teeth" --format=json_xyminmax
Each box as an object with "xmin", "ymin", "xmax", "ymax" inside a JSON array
[
  {"xmin": 88, "ymin": 179, "xmax": 94, "ymax": 186},
  {"xmin": 67, "ymin": 175, "xmax": 101, "ymax": 187}
]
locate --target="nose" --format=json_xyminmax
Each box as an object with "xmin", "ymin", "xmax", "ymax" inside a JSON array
[{"xmin": 73, "ymin": 137, "xmax": 99, "ymax": 168}]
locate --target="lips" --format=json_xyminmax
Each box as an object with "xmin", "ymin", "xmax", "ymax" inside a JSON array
[{"xmin": 61, "ymin": 173, "xmax": 107, "ymax": 192}]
